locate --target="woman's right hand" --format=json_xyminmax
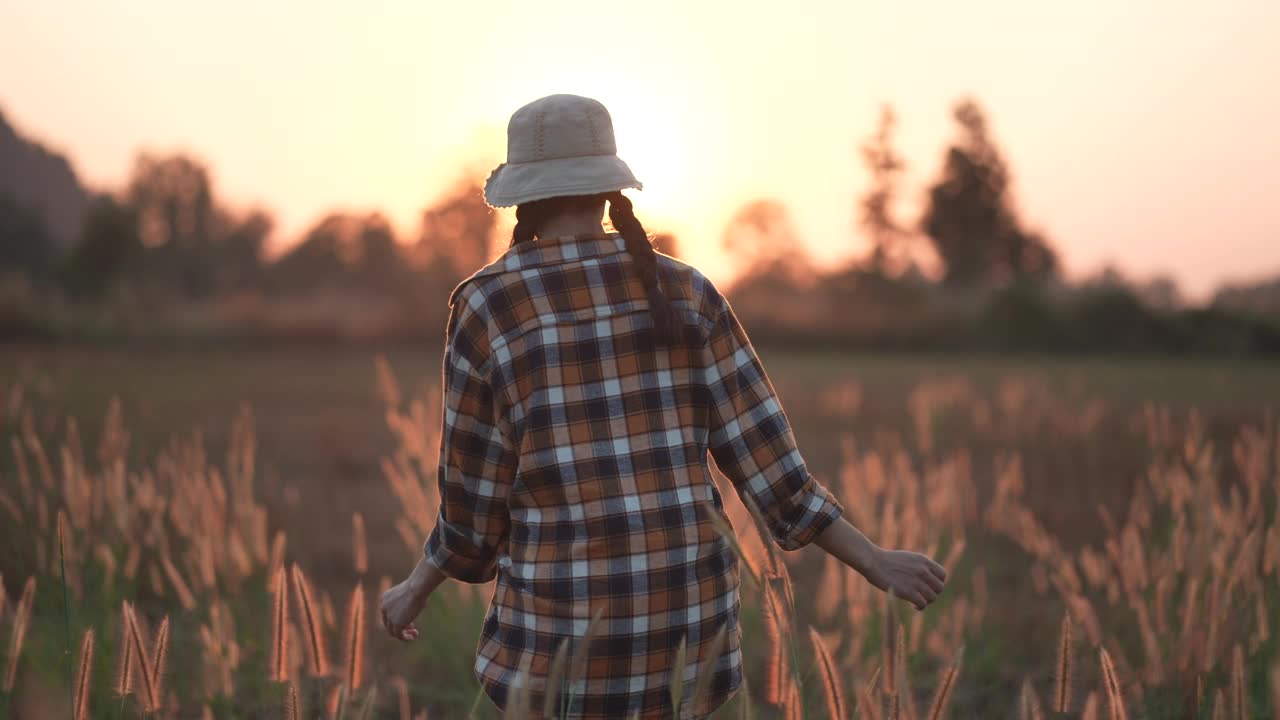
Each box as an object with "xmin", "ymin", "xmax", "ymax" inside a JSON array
[{"xmin": 863, "ymin": 547, "xmax": 947, "ymax": 611}]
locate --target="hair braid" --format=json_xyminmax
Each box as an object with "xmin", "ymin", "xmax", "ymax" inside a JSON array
[
  {"xmin": 608, "ymin": 191, "xmax": 675, "ymax": 342},
  {"xmin": 510, "ymin": 199, "xmax": 549, "ymax": 247}
]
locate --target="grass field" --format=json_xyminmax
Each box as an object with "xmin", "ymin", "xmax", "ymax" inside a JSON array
[{"xmin": 0, "ymin": 343, "xmax": 1277, "ymax": 718}]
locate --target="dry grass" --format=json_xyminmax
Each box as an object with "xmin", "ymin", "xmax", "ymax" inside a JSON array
[
  {"xmin": 0, "ymin": 358, "xmax": 1277, "ymax": 718},
  {"xmin": 72, "ymin": 628, "xmax": 92, "ymax": 720}
]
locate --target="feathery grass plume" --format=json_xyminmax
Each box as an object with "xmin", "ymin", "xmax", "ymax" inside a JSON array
[
  {"xmin": 56, "ymin": 510, "xmax": 74, "ymax": 697},
  {"xmin": 160, "ymin": 552, "xmax": 197, "ymax": 610},
  {"xmin": 124, "ymin": 545, "xmax": 140, "ymax": 580},
  {"xmin": 1098, "ymin": 646, "xmax": 1127, "ymax": 720},
  {"xmin": 284, "ymin": 676, "xmax": 300, "ymax": 717},
  {"xmin": 1269, "ymin": 664, "xmax": 1279, "ymax": 720},
  {"xmin": 124, "ymin": 602, "xmax": 157, "ymax": 712},
  {"xmin": 148, "ymin": 616, "xmax": 170, "ymax": 711},
  {"xmin": 570, "ymin": 604, "xmax": 609, "ymax": 707},
  {"xmin": 761, "ymin": 580, "xmax": 789, "ymax": 705},
  {"xmin": 698, "ymin": 500, "xmax": 761, "ymax": 587},
  {"xmin": 291, "ymin": 563, "xmax": 330, "ymax": 677},
  {"xmin": 1054, "ymin": 612, "xmax": 1074, "ymax": 713},
  {"xmin": 342, "ymin": 581, "xmax": 366, "ymax": 691},
  {"xmin": 328, "ymin": 683, "xmax": 346, "ymax": 720},
  {"xmin": 941, "ymin": 538, "xmax": 966, "ymax": 576},
  {"xmin": 692, "ymin": 623, "xmax": 730, "ymax": 717},
  {"xmin": 1211, "ymin": 689, "xmax": 1225, "ymax": 720},
  {"xmin": 356, "ymin": 683, "xmax": 378, "ymax": 720},
  {"xmin": 1256, "ymin": 594, "xmax": 1271, "ymax": 649},
  {"xmin": 374, "ymin": 354, "xmax": 402, "ymax": 408},
  {"xmin": 114, "ymin": 601, "xmax": 136, "ymax": 697},
  {"xmin": 857, "ymin": 681, "xmax": 884, "ymax": 720},
  {"xmin": 93, "ymin": 545, "xmax": 117, "ymax": 593},
  {"xmin": 895, "ymin": 620, "xmax": 916, "ymax": 720},
  {"xmin": 270, "ymin": 566, "xmax": 291, "ymax": 682},
  {"xmin": 809, "ymin": 626, "xmax": 847, "ymax": 720},
  {"xmin": 670, "ymin": 634, "xmax": 689, "ymax": 715},
  {"xmin": 737, "ymin": 677, "xmax": 757, "ymax": 720},
  {"xmin": 73, "ymin": 628, "xmax": 94, "ymax": 720},
  {"xmin": 542, "ymin": 636, "xmax": 572, "ymax": 719},
  {"xmin": 783, "ymin": 680, "xmax": 802, "ymax": 720},
  {"xmin": 503, "ymin": 656, "xmax": 533, "ymax": 720},
  {"xmin": 322, "ymin": 592, "xmax": 338, "ymax": 632},
  {"xmin": 925, "ymin": 645, "xmax": 962, "ymax": 720},
  {"xmin": 1020, "ymin": 678, "xmax": 1044, "ymax": 720},
  {"xmin": 352, "ymin": 513, "xmax": 368, "ymax": 575},
  {"xmin": 1079, "ymin": 691, "xmax": 1099, "ymax": 720},
  {"xmin": 268, "ymin": 531, "xmax": 287, "ymax": 592},
  {"xmin": 882, "ymin": 593, "xmax": 897, "ymax": 698},
  {"xmin": 1230, "ymin": 644, "xmax": 1245, "ymax": 720},
  {"xmin": 0, "ymin": 491, "xmax": 20, "ymax": 524},
  {"xmin": 389, "ymin": 675, "xmax": 411, "ymax": 720},
  {"xmin": 3, "ymin": 576, "xmax": 36, "ymax": 691}
]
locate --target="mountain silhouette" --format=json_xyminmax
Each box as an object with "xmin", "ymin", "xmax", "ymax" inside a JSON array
[{"xmin": 0, "ymin": 105, "xmax": 89, "ymax": 250}]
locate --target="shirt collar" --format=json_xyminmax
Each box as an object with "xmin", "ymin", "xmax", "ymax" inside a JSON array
[{"xmin": 450, "ymin": 231, "xmax": 627, "ymax": 306}]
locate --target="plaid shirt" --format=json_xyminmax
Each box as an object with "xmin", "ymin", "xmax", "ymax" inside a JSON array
[{"xmin": 424, "ymin": 232, "xmax": 844, "ymax": 719}]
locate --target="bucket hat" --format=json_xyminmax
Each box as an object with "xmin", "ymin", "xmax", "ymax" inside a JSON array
[{"xmin": 483, "ymin": 94, "xmax": 643, "ymax": 208}]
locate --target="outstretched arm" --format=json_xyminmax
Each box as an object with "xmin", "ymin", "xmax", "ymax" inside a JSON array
[
  {"xmin": 379, "ymin": 555, "xmax": 447, "ymax": 642},
  {"xmin": 812, "ymin": 516, "xmax": 947, "ymax": 611},
  {"xmin": 700, "ymin": 291, "xmax": 946, "ymax": 610},
  {"xmin": 379, "ymin": 288, "xmax": 515, "ymax": 641}
]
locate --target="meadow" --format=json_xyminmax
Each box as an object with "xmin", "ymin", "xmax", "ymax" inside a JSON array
[{"xmin": 0, "ymin": 344, "xmax": 1277, "ymax": 718}]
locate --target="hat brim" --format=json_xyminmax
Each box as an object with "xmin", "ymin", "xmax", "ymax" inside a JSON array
[{"xmin": 483, "ymin": 154, "xmax": 643, "ymax": 208}]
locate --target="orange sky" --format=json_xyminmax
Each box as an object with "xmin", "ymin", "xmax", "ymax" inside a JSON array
[{"xmin": 2, "ymin": 0, "xmax": 1277, "ymax": 298}]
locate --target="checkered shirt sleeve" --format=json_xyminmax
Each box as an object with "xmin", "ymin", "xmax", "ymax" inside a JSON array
[
  {"xmin": 703, "ymin": 295, "xmax": 844, "ymax": 551},
  {"xmin": 424, "ymin": 289, "xmax": 517, "ymax": 583}
]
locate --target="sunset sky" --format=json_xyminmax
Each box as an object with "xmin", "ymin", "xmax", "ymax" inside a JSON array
[{"xmin": 2, "ymin": 0, "xmax": 1277, "ymax": 297}]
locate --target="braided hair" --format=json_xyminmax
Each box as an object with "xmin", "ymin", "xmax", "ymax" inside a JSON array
[{"xmin": 509, "ymin": 191, "xmax": 678, "ymax": 343}]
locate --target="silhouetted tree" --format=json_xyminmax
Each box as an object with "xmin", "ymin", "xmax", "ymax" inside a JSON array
[
  {"xmin": 269, "ymin": 212, "xmax": 404, "ymax": 294},
  {"xmin": 62, "ymin": 194, "xmax": 142, "ymax": 297},
  {"xmin": 416, "ymin": 180, "xmax": 496, "ymax": 283},
  {"xmin": 1214, "ymin": 276, "xmax": 1280, "ymax": 317},
  {"xmin": 921, "ymin": 99, "xmax": 1057, "ymax": 287},
  {"xmin": 129, "ymin": 153, "xmax": 216, "ymax": 249},
  {"xmin": 125, "ymin": 152, "xmax": 272, "ymax": 298},
  {"xmin": 216, "ymin": 210, "xmax": 271, "ymax": 292},
  {"xmin": 859, "ymin": 105, "xmax": 911, "ymax": 274},
  {"xmin": 722, "ymin": 199, "xmax": 811, "ymax": 282},
  {"xmin": 0, "ymin": 192, "xmax": 57, "ymax": 280}
]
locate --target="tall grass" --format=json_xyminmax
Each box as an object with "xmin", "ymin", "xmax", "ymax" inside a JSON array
[{"xmin": 0, "ymin": 367, "xmax": 1277, "ymax": 717}]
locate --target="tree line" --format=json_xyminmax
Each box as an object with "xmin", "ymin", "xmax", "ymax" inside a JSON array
[{"xmin": 1, "ymin": 98, "xmax": 1278, "ymax": 352}]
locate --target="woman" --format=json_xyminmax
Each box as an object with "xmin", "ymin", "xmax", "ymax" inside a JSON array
[{"xmin": 379, "ymin": 94, "xmax": 947, "ymax": 719}]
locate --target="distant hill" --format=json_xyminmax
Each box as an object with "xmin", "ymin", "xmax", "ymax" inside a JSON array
[{"xmin": 0, "ymin": 106, "xmax": 89, "ymax": 250}]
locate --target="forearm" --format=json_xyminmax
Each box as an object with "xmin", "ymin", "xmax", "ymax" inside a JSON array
[
  {"xmin": 814, "ymin": 516, "xmax": 882, "ymax": 577},
  {"xmin": 407, "ymin": 554, "xmax": 449, "ymax": 598}
]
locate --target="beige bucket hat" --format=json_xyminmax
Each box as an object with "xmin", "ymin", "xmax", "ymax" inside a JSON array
[{"xmin": 483, "ymin": 94, "xmax": 643, "ymax": 208}]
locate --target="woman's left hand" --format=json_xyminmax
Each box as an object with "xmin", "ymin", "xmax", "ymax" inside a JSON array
[{"xmin": 380, "ymin": 575, "xmax": 429, "ymax": 642}]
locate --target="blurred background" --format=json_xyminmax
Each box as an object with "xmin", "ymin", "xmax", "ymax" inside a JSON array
[{"xmin": 1, "ymin": 1, "xmax": 1278, "ymax": 718}]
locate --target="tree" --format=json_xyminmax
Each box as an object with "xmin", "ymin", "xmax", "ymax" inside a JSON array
[
  {"xmin": 416, "ymin": 180, "xmax": 496, "ymax": 283},
  {"xmin": 220, "ymin": 210, "xmax": 271, "ymax": 288},
  {"xmin": 269, "ymin": 212, "xmax": 404, "ymax": 294},
  {"xmin": 921, "ymin": 98, "xmax": 1057, "ymax": 287},
  {"xmin": 62, "ymin": 194, "xmax": 142, "ymax": 297},
  {"xmin": 128, "ymin": 153, "xmax": 217, "ymax": 249},
  {"xmin": 0, "ymin": 192, "xmax": 58, "ymax": 280},
  {"xmin": 859, "ymin": 105, "xmax": 911, "ymax": 275},
  {"xmin": 721, "ymin": 199, "xmax": 811, "ymax": 282}
]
